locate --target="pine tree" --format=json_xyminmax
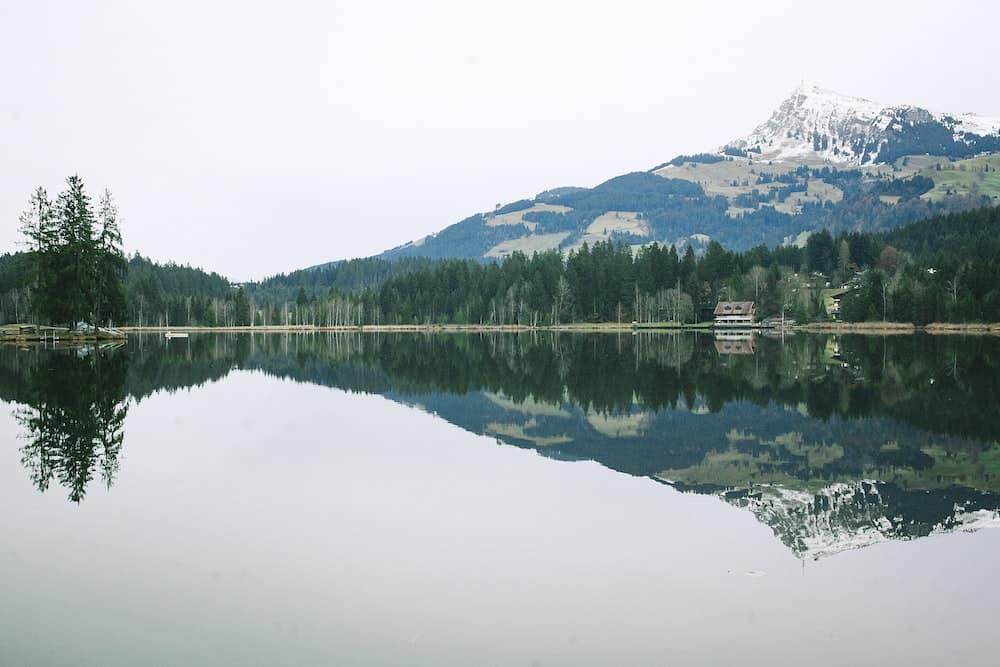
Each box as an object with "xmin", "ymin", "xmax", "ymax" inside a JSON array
[
  {"xmin": 53, "ymin": 175, "xmax": 98, "ymax": 327},
  {"xmin": 95, "ymin": 189, "xmax": 127, "ymax": 327},
  {"xmin": 18, "ymin": 177, "xmax": 128, "ymax": 330},
  {"xmin": 17, "ymin": 187, "xmax": 55, "ymax": 322}
]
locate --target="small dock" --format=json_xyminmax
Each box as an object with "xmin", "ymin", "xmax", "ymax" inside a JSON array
[{"xmin": 0, "ymin": 324, "xmax": 127, "ymax": 343}]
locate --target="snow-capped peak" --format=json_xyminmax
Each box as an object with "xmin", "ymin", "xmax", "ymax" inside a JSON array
[{"xmin": 726, "ymin": 84, "xmax": 1000, "ymax": 165}]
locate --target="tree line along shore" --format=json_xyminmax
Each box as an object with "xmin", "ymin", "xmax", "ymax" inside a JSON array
[
  {"xmin": 108, "ymin": 321, "xmax": 1000, "ymax": 334},
  {"xmin": 4, "ymin": 178, "xmax": 1000, "ymax": 334},
  {"xmin": 4, "ymin": 321, "xmax": 996, "ymax": 344}
]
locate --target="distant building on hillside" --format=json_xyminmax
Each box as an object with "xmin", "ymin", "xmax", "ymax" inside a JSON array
[{"xmin": 713, "ymin": 301, "xmax": 757, "ymax": 327}]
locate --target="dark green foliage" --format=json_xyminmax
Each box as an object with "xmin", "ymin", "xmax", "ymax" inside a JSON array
[
  {"xmin": 50, "ymin": 176, "xmax": 98, "ymax": 325},
  {"xmin": 494, "ymin": 199, "xmax": 534, "ymax": 215},
  {"xmin": 805, "ymin": 229, "xmax": 836, "ymax": 274},
  {"xmin": 732, "ymin": 184, "xmax": 798, "ymax": 207},
  {"xmin": 9, "ymin": 331, "xmax": 1000, "ymax": 505},
  {"xmin": 123, "ymin": 254, "xmax": 232, "ymax": 327},
  {"xmin": 879, "ymin": 205, "xmax": 1000, "ymax": 261},
  {"xmin": 94, "ymin": 190, "xmax": 127, "ymax": 328},
  {"xmin": 383, "ymin": 214, "xmax": 527, "ymax": 260},
  {"xmin": 13, "ymin": 345, "xmax": 129, "ymax": 502},
  {"xmin": 368, "ymin": 205, "xmax": 1000, "ymax": 326},
  {"xmin": 871, "ymin": 175, "xmax": 935, "ymax": 200},
  {"xmin": 15, "ymin": 176, "xmax": 128, "ymax": 328},
  {"xmin": 534, "ymin": 186, "xmax": 588, "ymax": 202},
  {"xmin": 0, "ymin": 252, "xmax": 34, "ymax": 294},
  {"xmin": 8, "ymin": 184, "xmax": 999, "ymax": 329},
  {"xmin": 549, "ymin": 172, "xmax": 704, "ymax": 209},
  {"xmin": 837, "ymin": 206, "xmax": 1000, "ymax": 324},
  {"xmin": 650, "ymin": 154, "xmax": 728, "ymax": 170},
  {"xmin": 246, "ymin": 255, "xmax": 439, "ymax": 304},
  {"xmin": 372, "ymin": 238, "xmax": 791, "ymax": 325},
  {"xmin": 375, "ymin": 158, "xmax": 993, "ymax": 263},
  {"xmin": 876, "ymin": 120, "xmax": 1000, "ymax": 165},
  {"xmin": 233, "ymin": 288, "xmax": 253, "ymax": 326}
]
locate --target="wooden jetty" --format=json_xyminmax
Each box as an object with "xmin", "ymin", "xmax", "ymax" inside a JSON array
[{"xmin": 0, "ymin": 324, "xmax": 127, "ymax": 343}]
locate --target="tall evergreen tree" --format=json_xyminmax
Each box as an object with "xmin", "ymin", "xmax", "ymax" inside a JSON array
[
  {"xmin": 17, "ymin": 187, "xmax": 56, "ymax": 321},
  {"xmin": 53, "ymin": 175, "xmax": 98, "ymax": 326},
  {"xmin": 95, "ymin": 189, "xmax": 127, "ymax": 327},
  {"xmin": 17, "ymin": 176, "xmax": 128, "ymax": 329}
]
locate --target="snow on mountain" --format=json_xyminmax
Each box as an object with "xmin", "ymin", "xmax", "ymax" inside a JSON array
[
  {"xmin": 949, "ymin": 111, "xmax": 1000, "ymax": 138},
  {"xmin": 726, "ymin": 84, "xmax": 1000, "ymax": 165}
]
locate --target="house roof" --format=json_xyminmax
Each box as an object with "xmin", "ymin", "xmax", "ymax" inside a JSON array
[{"xmin": 713, "ymin": 301, "xmax": 756, "ymax": 316}]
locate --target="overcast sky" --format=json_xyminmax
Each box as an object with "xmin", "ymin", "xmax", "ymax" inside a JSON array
[{"xmin": 2, "ymin": 1, "xmax": 998, "ymax": 280}]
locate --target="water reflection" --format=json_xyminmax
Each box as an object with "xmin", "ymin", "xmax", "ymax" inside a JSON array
[
  {"xmin": 9, "ymin": 344, "xmax": 129, "ymax": 502},
  {"xmin": 2, "ymin": 331, "xmax": 998, "ymax": 556}
]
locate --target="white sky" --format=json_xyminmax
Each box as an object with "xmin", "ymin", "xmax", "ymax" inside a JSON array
[{"xmin": 1, "ymin": 0, "xmax": 998, "ymax": 280}]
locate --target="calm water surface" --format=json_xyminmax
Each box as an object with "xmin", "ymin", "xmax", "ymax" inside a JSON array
[{"xmin": 2, "ymin": 332, "xmax": 999, "ymax": 666}]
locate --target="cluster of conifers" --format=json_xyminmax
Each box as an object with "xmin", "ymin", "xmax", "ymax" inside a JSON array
[{"xmin": 17, "ymin": 176, "xmax": 127, "ymax": 329}]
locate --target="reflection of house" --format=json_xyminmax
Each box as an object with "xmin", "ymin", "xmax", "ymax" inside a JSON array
[
  {"xmin": 714, "ymin": 339, "xmax": 756, "ymax": 355},
  {"xmin": 713, "ymin": 301, "xmax": 757, "ymax": 327},
  {"xmin": 714, "ymin": 331, "xmax": 756, "ymax": 355}
]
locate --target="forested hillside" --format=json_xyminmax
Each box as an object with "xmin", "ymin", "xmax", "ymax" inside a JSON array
[
  {"xmin": 291, "ymin": 204, "xmax": 1000, "ymax": 327},
  {"xmin": 4, "ymin": 205, "xmax": 999, "ymax": 328},
  {"xmin": 0, "ymin": 252, "xmax": 232, "ymax": 326},
  {"xmin": 245, "ymin": 255, "xmax": 439, "ymax": 304},
  {"xmin": 879, "ymin": 205, "xmax": 1000, "ymax": 261},
  {"xmin": 348, "ymin": 85, "xmax": 1000, "ymax": 268},
  {"xmin": 381, "ymin": 166, "xmax": 989, "ymax": 263},
  {"xmin": 124, "ymin": 255, "xmax": 233, "ymax": 327}
]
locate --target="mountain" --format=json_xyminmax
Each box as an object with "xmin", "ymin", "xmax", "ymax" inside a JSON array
[
  {"xmin": 360, "ymin": 85, "xmax": 1000, "ymax": 264},
  {"xmin": 726, "ymin": 84, "xmax": 1000, "ymax": 165}
]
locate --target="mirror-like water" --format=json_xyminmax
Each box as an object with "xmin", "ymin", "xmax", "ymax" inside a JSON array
[{"xmin": 2, "ymin": 332, "xmax": 998, "ymax": 666}]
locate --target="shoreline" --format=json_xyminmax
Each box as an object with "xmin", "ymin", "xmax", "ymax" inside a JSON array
[
  {"xmin": 0, "ymin": 324, "xmax": 126, "ymax": 343},
  {"xmin": 113, "ymin": 322, "xmax": 1000, "ymax": 335},
  {"xmin": 4, "ymin": 321, "xmax": 997, "ymax": 341},
  {"xmin": 798, "ymin": 322, "xmax": 1000, "ymax": 335}
]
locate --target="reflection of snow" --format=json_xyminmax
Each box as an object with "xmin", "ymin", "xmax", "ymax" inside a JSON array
[
  {"xmin": 724, "ymin": 481, "xmax": 1000, "ymax": 560},
  {"xmin": 585, "ymin": 409, "xmax": 652, "ymax": 438}
]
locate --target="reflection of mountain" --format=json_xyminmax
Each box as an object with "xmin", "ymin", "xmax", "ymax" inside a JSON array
[
  {"xmin": 721, "ymin": 481, "xmax": 999, "ymax": 560},
  {"xmin": 2, "ymin": 332, "xmax": 999, "ymax": 555}
]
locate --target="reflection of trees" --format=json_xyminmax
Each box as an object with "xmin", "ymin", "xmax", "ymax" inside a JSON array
[
  {"xmin": 5, "ymin": 330, "xmax": 1000, "ymax": 504},
  {"xmin": 15, "ymin": 346, "xmax": 129, "ymax": 502},
  {"xmin": 111, "ymin": 331, "xmax": 1000, "ymax": 442}
]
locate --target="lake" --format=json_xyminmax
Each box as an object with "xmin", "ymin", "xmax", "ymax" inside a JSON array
[{"xmin": 2, "ymin": 331, "xmax": 999, "ymax": 666}]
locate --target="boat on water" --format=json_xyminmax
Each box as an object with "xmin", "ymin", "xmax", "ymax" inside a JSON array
[{"xmin": 164, "ymin": 331, "xmax": 189, "ymax": 339}]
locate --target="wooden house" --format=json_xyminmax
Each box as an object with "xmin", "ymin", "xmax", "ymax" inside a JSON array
[{"xmin": 713, "ymin": 301, "xmax": 757, "ymax": 327}]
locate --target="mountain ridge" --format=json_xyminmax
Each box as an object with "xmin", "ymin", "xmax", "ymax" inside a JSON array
[
  {"xmin": 726, "ymin": 83, "xmax": 1000, "ymax": 165},
  {"xmin": 338, "ymin": 85, "xmax": 1000, "ymax": 266}
]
